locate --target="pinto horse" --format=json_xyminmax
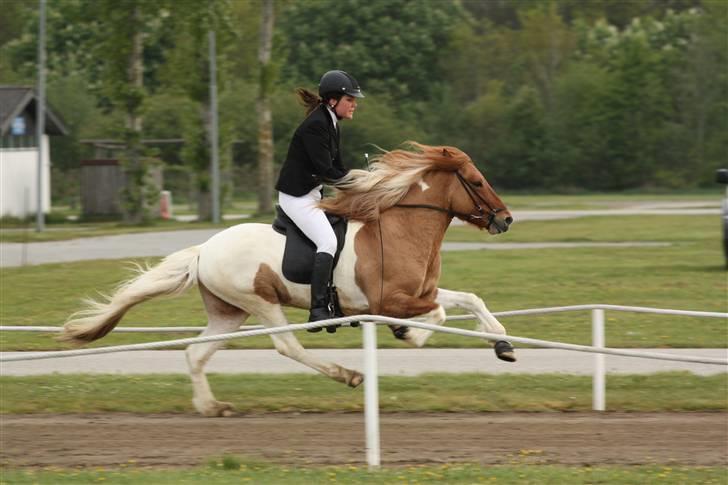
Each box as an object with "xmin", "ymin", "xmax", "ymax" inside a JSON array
[{"xmin": 60, "ymin": 142, "xmax": 515, "ymax": 417}]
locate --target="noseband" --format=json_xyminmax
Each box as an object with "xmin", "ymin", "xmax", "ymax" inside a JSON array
[{"xmin": 394, "ymin": 172, "xmax": 506, "ymax": 228}]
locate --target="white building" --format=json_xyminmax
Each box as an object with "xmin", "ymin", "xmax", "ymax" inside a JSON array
[{"xmin": 0, "ymin": 86, "xmax": 68, "ymax": 218}]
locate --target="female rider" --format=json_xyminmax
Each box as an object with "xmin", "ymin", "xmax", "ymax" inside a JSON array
[{"xmin": 275, "ymin": 70, "xmax": 364, "ymax": 327}]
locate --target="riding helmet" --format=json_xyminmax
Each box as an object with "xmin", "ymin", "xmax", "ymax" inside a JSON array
[{"xmin": 318, "ymin": 70, "xmax": 365, "ymax": 99}]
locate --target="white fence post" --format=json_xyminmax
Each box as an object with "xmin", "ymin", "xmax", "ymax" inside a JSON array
[
  {"xmin": 592, "ymin": 309, "xmax": 606, "ymax": 411},
  {"xmin": 362, "ymin": 321, "xmax": 381, "ymax": 468}
]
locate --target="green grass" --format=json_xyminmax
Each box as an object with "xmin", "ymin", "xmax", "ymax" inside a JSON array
[
  {"xmin": 1, "ymin": 215, "xmax": 725, "ymax": 350},
  {"xmin": 1, "ymin": 463, "xmax": 725, "ymax": 484},
  {"xmin": 500, "ymin": 192, "xmax": 719, "ymax": 209},
  {"xmin": 0, "ymin": 373, "xmax": 725, "ymax": 414},
  {"xmin": 445, "ymin": 214, "xmax": 721, "ymax": 243}
]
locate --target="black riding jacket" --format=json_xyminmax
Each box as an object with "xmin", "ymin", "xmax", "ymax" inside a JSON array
[{"xmin": 275, "ymin": 104, "xmax": 348, "ymax": 196}]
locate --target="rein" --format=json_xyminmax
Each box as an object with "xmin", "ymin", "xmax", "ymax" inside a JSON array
[{"xmin": 394, "ymin": 172, "xmax": 505, "ymax": 228}]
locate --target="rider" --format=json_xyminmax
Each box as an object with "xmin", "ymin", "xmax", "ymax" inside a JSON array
[{"xmin": 275, "ymin": 70, "xmax": 364, "ymax": 327}]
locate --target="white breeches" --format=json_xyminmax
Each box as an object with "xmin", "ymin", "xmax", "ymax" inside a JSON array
[{"xmin": 278, "ymin": 187, "xmax": 337, "ymax": 256}]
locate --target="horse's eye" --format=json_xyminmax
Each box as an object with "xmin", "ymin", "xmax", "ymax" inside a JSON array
[{"xmin": 472, "ymin": 181, "xmax": 483, "ymax": 187}]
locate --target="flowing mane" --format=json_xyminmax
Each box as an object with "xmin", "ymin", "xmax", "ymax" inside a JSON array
[{"xmin": 319, "ymin": 142, "xmax": 471, "ymax": 221}]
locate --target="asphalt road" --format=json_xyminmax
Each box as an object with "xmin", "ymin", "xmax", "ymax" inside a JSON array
[{"xmin": 1, "ymin": 348, "xmax": 725, "ymax": 376}]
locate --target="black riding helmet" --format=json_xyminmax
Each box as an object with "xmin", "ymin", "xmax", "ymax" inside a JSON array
[{"xmin": 318, "ymin": 70, "xmax": 365, "ymax": 99}]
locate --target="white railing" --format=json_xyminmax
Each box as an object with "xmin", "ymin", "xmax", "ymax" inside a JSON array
[{"xmin": 1, "ymin": 304, "xmax": 726, "ymax": 469}]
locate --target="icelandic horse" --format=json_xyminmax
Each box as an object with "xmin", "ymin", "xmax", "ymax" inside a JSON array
[{"xmin": 60, "ymin": 142, "xmax": 515, "ymax": 417}]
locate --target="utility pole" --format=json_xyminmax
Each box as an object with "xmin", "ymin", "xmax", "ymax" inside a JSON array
[
  {"xmin": 35, "ymin": 0, "xmax": 46, "ymax": 232},
  {"xmin": 208, "ymin": 30, "xmax": 221, "ymax": 224}
]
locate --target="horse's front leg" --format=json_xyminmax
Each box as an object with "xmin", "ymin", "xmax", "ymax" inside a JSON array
[
  {"xmin": 435, "ymin": 288, "xmax": 516, "ymax": 362},
  {"xmin": 377, "ymin": 292, "xmax": 446, "ymax": 348}
]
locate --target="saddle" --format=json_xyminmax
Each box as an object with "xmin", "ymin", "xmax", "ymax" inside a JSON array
[{"xmin": 272, "ymin": 205, "xmax": 348, "ymax": 285}]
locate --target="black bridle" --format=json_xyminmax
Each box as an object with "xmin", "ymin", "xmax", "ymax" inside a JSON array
[{"xmin": 394, "ymin": 172, "xmax": 506, "ymax": 228}]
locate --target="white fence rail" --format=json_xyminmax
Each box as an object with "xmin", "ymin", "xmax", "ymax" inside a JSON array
[{"xmin": 1, "ymin": 304, "xmax": 726, "ymax": 469}]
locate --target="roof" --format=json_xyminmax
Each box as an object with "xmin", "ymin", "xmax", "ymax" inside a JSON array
[{"xmin": 0, "ymin": 86, "xmax": 69, "ymax": 136}]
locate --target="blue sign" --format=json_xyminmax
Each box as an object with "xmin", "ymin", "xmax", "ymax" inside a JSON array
[{"xmin": 11, "ymin": 116, "xmax": 26, "ymax": 135}]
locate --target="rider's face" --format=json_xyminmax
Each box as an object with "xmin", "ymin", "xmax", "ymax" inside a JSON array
[{"xmin": 331, "ymin": 95, "xmax": 358, "ymax": 120}]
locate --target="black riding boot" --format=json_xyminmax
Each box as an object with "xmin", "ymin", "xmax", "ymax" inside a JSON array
[{"xmin": 307, "ymin": 252, "xmax": 335, "ymax": 332}]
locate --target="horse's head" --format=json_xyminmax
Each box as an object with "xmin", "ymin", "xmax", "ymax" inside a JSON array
[{"xmin": 448, "ymin": 153, "xmax": 513, "ymax": 234}]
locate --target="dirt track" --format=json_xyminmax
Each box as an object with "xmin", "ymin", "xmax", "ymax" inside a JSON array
[{"xmin": 1, "ymin": 412, "xmax": 726, "ymax": 468}]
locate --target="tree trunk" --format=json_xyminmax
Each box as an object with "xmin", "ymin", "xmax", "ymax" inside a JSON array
[{"xmin": 256, "ymin": 0, "xmax": 275, "ymax": 215}]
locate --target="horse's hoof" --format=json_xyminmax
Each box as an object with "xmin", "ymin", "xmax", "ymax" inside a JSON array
[
  {"xmin": 326, "ymin": 324, "xmax": 341, "ymax": 334},
  {"xmin": 348, "ymin": 372, "xmax": 364, "ymax": 388},
  {"xmin": 198, "ymin": 400, "xmax": 236, "ymax": 417},
  {"xmin": 307, "ymin": 327, "xmax": 323, "ymax": 333},
  {"xmin": 391, "ymin": 325, "xmax": 409, "ymax": 340},
  {"xmin": 495, "ymin": 340, "xmax": 517, "ymax": 362}
]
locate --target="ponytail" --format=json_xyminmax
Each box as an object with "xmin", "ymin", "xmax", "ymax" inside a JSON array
[{"xmin": 296, "ymin": 88, "xmax": 322, "ymax": 116}]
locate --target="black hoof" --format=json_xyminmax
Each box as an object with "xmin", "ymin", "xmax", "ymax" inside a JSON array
[
  {"xmin": 325, "ymin": 324, "xmax": 341, "ymax": 334},
  {"xmin": 391, "ymin": 325, "xmax": 409, "ymax": 340},
  {"xmin": 494, "ymin": 340, "xmax": 516, "ymax": 362},
  {"xmin": 307, "ymin": 326, "xmax": 323, "ymax": 333},
  {"xmin": 349, "ymin": 321, "xmax": 360, "ymax": 328}
]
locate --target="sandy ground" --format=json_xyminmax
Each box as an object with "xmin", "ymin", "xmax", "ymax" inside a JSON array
[{"xmin": 1, "ymin": 412, "xmax": 726, "ymax": 468}]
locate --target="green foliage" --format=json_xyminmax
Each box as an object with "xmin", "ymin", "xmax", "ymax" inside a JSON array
[
  {"xmin": 279, "ymin": 0, "xmax": 466, "ymax": 101},
  {"xmin": 1, "ymin": 0, "xmax": 725, "ymax": 196}
]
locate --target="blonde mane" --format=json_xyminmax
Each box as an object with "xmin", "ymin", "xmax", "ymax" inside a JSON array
[{"xmin": 319, "ymin": 142, "xmax": 471, "ymax": 221}]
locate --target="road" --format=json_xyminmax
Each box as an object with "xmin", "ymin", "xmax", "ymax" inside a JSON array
[{"xmin": 1, "ymin": 348, "xmax": 725, "ymax": 376}]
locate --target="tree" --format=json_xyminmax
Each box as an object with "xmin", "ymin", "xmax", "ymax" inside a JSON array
[
  {"xmin": 256, "ymin": 0, "xmax": 275, "ymax": 214},
  {"xmin": 157, "ymin": 0, "xmax": 234, "ymax": 220},
  {"xmin": 84, "ymin": 0, "xmax": 162, "ymax": 223},
  {"xmin": 279, "ymin": 0, "xmax": 464, "ymax": 103}
]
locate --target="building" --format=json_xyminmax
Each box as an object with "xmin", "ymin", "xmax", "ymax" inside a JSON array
[{"xmin": 0, "ymin": 86, "xmax": 68, "ymax": 218}]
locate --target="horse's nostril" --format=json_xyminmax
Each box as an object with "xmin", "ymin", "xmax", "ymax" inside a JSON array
[{"xmin": 505, "ymin": 216, "xmax": 513, "ymax": 225}]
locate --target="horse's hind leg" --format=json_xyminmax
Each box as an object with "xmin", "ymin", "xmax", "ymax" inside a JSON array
[
  {"xmin": 252, "ymin": 300, "xmax": 363, "ymax": 387},
  {"xmin": 186, "ymin": 283, "xmax": 248, "ymax": 417}
]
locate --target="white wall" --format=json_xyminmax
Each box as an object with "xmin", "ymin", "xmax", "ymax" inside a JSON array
[{"xmin": 0, "ymin": 135, "xmax": 51, "ymax": 218}]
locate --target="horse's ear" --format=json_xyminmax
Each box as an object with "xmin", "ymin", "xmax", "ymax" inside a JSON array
[{"xmin": 442, "ymin": 148, "xmax": 452, "ymax": 158}]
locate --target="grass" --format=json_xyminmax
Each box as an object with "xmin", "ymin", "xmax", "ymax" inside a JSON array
[
  {"xmin": 0, "ymin": 373, "xmax": 725, "ymax": 414},
  {"xmin": 445, "ymin": 214, "xmax": 721, "ymax": 243},
  {"xmin": 1, "ymin": 214, "xmax": 725, "ymax": 350},
  {"xmin": 0, "ymin": 463, "xmax": 725, "ymax": 484}
]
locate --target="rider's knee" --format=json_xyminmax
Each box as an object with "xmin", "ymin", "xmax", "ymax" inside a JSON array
[{"xmin": 315, "ymin": 238, "xmax": 337, "ymax": 256}]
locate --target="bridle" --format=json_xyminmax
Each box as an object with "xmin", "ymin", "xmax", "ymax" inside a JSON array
[{"xmin": 394, "ymin": 171, "xmax": 506, "ymax": 229}]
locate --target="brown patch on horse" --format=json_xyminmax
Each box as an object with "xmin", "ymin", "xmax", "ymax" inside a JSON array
[
  {"xmin": 198, "ymin": 281, "xmax": 246, "ymax": 317},
  {"xmin": 253, "ymin": 263, "xmax": 292, "ymax": 305},
  {"xmin": 353, "ymin": 201, "xmax": 446, "ymax": 318}
]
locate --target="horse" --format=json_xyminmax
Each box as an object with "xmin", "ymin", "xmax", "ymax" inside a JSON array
[{"xmin": 60, "ymin": 142, "xmax": 515, "ymax": 417}]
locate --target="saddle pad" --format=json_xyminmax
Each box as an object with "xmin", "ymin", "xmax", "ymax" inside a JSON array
[{"xmin": 272, "ymin": 205, "xmax": 348, "ymax": 284}]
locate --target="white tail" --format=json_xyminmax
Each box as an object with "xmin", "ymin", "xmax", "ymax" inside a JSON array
[{"xmin": 59, "ymin": 246, "xmax": 201, "ymax": 345}]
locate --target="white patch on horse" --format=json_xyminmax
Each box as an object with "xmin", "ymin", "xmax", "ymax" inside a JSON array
[
  {"xmin": 333, "ymin": 221, "xmax": 369, "ymax": 312},
  {"xmin": 417, "ymin": 179, "xmax": 430, "ymax": 192}
]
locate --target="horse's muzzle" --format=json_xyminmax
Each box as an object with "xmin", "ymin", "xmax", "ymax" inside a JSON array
[{"xmin": 488, "ymin": 215, "xmax": 513, "ymax": 235}]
